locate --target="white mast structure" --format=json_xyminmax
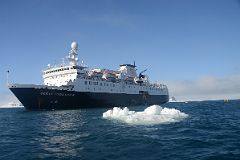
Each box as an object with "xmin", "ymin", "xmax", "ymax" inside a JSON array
[
  {"xmin": 68, "ymin": 42, "xmax": 79, "ymax": 66},
  {"xmin": 43, "ymin": 41, "xmax": 82, "ymax": 86}
]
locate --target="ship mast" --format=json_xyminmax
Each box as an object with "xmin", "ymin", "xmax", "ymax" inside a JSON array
[
  {"xmin": 68, "ymin": 41, "xmax": 79, "ymax": 66},
  {"xmin": 6, "ymin": 70, "xmax": 9, "ymax": 86}
]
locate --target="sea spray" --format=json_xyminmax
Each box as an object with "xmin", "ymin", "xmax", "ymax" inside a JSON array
[{"xmin": 103, "ymin": 105, "xmax": 188, "ymax": 125}]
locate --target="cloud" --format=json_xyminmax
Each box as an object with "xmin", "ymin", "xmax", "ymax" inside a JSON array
[
  {"xmin": 163, "ymin": 75, "xmax": 240, "ymax": 101},
  {"xmin": 0, "ymin": 92, "xmax": 20, "ymax": 107}
]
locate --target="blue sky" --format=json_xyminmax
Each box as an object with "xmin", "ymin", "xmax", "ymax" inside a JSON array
[{"xmin": 1, "ymin": 0, "xmax": 240, "ymax": 103}]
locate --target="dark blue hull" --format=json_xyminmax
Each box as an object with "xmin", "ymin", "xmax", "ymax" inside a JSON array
[{"xmin": 9, "ymin": 87, "xmax": 169, "ymax": 110}]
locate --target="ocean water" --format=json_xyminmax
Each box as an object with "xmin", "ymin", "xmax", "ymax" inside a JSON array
[{"xmin": 0, "ymin": 100, "xmax": 240, "ymax": 160}]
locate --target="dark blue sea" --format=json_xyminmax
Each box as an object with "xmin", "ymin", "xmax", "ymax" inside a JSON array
[{"xmin": 1, "ymin": 100, "xmax": 240, "ymax": 160}]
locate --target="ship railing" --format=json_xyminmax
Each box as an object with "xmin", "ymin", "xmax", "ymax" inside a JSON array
[
  {"xmin": 150, "ymin": 83, "xmax": 168, "ymax": 89},
  {"xmin": 44, "ymin": 64, "xmax": 88, "ymax": 72},
  {"xmin": 79, "ymin": 75, "xmax": 150, "ymax": 87},
  {"xmin": 81, "ymin": 76, "xmax": 124, "ymax": 84}
]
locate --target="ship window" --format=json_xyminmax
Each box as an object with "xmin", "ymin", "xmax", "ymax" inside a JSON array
[
  {"xmin": 85, "ymin": 81, "xmax": 87, "ymax": 85},
  {"xmin": 100, "ymin": 83, "xmax": 102, "ymax": 86}
]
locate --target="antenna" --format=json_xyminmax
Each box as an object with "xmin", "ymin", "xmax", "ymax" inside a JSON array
[
  {"xmin": 62, "ymin": 58, "xmax": 65, "ymax": 65},
  {"xmin": 81, "ymin": 59, "xmax": 85, "ymax": 66},
  {"xmin": 6, "ymin": 70, "xmax": 9, "ymax": 86}
]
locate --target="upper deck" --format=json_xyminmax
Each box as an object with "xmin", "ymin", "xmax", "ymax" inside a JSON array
[{"xmin": 41, "ymin": 41, "xmax": 168, "ymax": 95}]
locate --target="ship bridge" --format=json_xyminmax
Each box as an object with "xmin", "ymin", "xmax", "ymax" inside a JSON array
[
  {"xmin": 43, "ymin": 42, "xmax": 87, "ymax": 87},
  {"xmin": 118, "ymin": 63, "xmax": 137, "ymax": 80}
]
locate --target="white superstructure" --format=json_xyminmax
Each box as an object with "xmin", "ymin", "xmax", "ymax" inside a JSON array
[
  {"xmin": 42, "ymin": 42, "xmax": 168, "ymax": 96},
  {"xmin": 43, "ymin": 42, "xmax": 86, "ymax": 87}
]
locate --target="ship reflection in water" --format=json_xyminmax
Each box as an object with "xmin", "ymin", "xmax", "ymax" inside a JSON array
[{"xmin": 32, "ymin": 110, "xmax": 89, "ymax": 157}]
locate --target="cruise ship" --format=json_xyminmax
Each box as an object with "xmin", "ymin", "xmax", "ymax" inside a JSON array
[{"xmin": 9, "ymin": 42, "xmax": 169, "ymax": 110}]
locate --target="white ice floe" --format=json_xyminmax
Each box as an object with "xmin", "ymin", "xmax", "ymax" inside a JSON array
[{"xmin": 103, "ymin": 105, "xmax": 188, "ymax": 125}]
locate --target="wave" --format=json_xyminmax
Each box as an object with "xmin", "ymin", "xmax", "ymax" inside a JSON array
[{"xmin": 103, "ymin": 105, "xmax": 188, "ymax": 125}]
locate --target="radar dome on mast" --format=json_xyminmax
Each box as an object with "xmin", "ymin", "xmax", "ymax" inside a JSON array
[
  {"xmin": 71, "ymin": 41, "xmax": 78, "ymax": 50},
  {"xmin": 68, "ymin": 41, "xmax": 79, "ymax": 66}
]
